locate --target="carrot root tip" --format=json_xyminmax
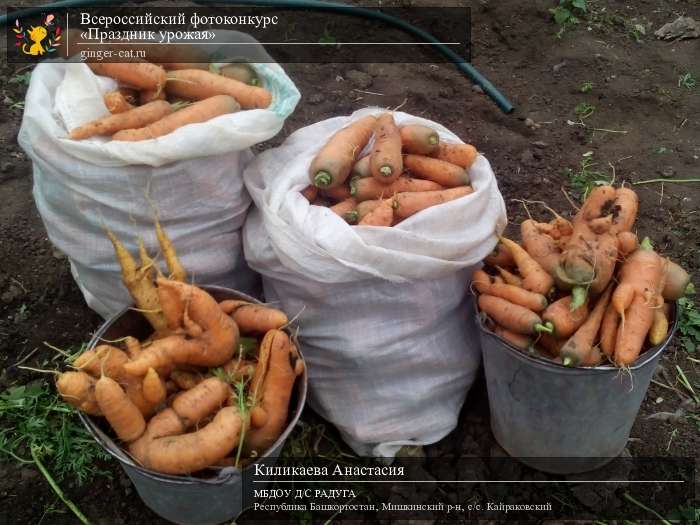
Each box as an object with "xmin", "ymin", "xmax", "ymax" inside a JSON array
[
  {"xmin": 570, "ymin": 286, "xmax": 587, "ymax": 311},
  {"xmin": 314, "ymin": 171, "xmax": 332, "ymax": 188}
]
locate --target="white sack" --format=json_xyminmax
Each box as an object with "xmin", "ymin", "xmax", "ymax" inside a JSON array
[
  {"xmin": 18, "ymin": 42, "xmax": 300, "ymax": 319},
  {"xmin": 243, "ymin": 108, "xmax": 507, "ymax": 457}
]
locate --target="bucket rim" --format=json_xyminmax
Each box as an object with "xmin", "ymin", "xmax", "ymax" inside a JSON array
[
  {"xmin": 78, "ymin": 284, "xmax": 308, "ymax": 485},
  {"xmin": 475, "ymin": 294, "xmax": 678, "ymax": 374}
]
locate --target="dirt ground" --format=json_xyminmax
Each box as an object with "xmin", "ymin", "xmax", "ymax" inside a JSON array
[{"xmin": 1, "ymin": 0, "xmax": 699, "ymax": 523}]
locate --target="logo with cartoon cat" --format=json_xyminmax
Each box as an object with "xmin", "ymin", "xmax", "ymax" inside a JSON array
[{"xmin": 13, "ymin": 14, "xmax": 62, "ymax": 56}]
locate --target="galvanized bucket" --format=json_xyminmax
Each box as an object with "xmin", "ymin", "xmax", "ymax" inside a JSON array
[
  {"xmin": 478, "ymin": 298, "xmax": 677, "ymax": 474},
  {"xmin": 79, "ymin": 286, "xmax": 307, "ymax": 525}
]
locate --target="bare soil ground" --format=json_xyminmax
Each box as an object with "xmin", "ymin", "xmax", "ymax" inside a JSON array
[{"xmin": 0, "ymin": 1, "xmax": 698, "ymax": 523}]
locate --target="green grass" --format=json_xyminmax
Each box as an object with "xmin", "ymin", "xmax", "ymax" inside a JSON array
[
  {"xmin": 580, "ymin": 81, "xmax": 594, "ymax": 93},
  {"xmin": 564, "ymin": 151, "xmax": 611, "ymax": 201},
  {"xmin": 678, "ymin": 73, "xmax": 697, "ymax": 90},
  {"xmin": 574, "ymin": 101, "xmax": 595, "ymax": 119},
  {"xmin": 677, "ymin": 289, "xmax": 700, "ymax": 354},
  {"xmin": 0, "ymin": 381, "xmax": 111, "ymax": 485},
  {"xmin": 550, "ymin": 0, "xmax": 588, "ymax": 38}
]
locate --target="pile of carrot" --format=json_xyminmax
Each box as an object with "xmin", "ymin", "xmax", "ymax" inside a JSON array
[
  {"xmin": 56, "ymin": 223, "xmax": 303, "ymax": 474},
  {"xmin": 301, "ymin": 112, "xmax": 478, "ymax": 226},
  {"xmin": 475, "ymin": 185, "xmax": 690, "ymax": 368},
  {"xmin": 69, "ymin": 62, "xmax": 270, "ymax": 142}
]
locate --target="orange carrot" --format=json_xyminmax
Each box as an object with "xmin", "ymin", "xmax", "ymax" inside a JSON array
[
  {"xmin": 537, "ymin": 333, "xmax": 565, "ymax": 357},
  {"xmin": 541, "ymin": 296, "xmax": 589, "ymax": 338},
  {"xmin": 393, "ymin": 186, "xmax": 473, "ymax": 221},
  {"xmin": 95, "ymin": 376, "xmax": 146, "ymax": 442},
  {"xmin": 322, "ymin": 185, "xmax": 352, "ymax": 202},
  {"xmin": 356, "ymin": 199, "xmax": 383, "ymax": 221},
  {"xmin": 495, "ymin": 266, "xmax": 522, "ymax": 287},
  {"xmin": 104, "ymin": 91, "xmax": 135, "ymax": 114},
  {"xmin": 403, "ymin": 154, "xmax": 470, "ymax": 188},
  {"xmin": 478, "ymin": 295, "xmax": 551, "ymax": 335},
  {"xmin": 140, "ymin": 88, "xmax": 167, "ymax": 105},
  {"xmin": 609, "ymin": 187, "xmax": 639, "ymax": 234},
  {"xmin": 358, "ymin": 198, "xmax": 394, "ymax": 227},
  {"xmin": 88, "ymin": 62, "xmax": 166, "ymax": 92},
  {"xmin": 165, "ymin": 69, "xmax": 272, "ymax": 109},
  {"xmin": 662, "ymin": 258, "xmax": 690, "ymax": 300},
  {"xmin": 351, "ymin": 176, "xmax": 443, "ymax": 202},
  {"xmin": 614, "ymin": 293, "xmax": 655, "ymax": 366},
  {"xmin": 400, "ymin": 125, "xmax": 439, "ymax": 155},
  {"xmin": 599, "ymin": 302, "xmax": 619, "ymax": 358},
  {"xmin": 69, "ymin": 101, "xmax": 173, "ymax": 140},
  {"xmin": 560, "ymin": 285, "xmax": 612, "ymax": 367},
  {"xmin": 370, "ymin": 113, "xmax": 403, "ymax": 183},
  {"xmin": 617, "ymin": 231, "xmax": 639, "ymax": 257},
  {"xmin": 485, "ymin": 242, "xmax": 514, "ymax": 268},
  {"xmin": 432, "ymin": 142, "xmax": 477, "ymax": 168},
  {"xmin": 499, "ymin": 237, "xmax": 554, "ymax": 296},
  {"xmin": 521, "ymin": 219, "xmax": 560, "ymax": 276},
  {"xmin": 219, "ymin": 300, "xmax": 288, "ymax": 334},
  {"xmin": 493, "ymin": 324, "xmax": 533, "ymax": 351},
  {"xmin": 330, "ymin": 197, "xmax": 358, "ymax": 224},
  {"xmin": 612, "ymin": 237, "xmax": 663, "ymax": 324},
  {"xmin": 309, "ymin": 115, "xmax": 376, "ymax": 188},
  {"xmin": 473, "ymin": 270, "xmax": 547, "ymax": 312},
  {"xmin": 113, "ymin": 95, "xmax": 239, "ymax": 141}
]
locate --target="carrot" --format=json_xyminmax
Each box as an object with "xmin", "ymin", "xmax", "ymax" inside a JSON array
[
  {"xmin": 478, "ymin": 294, "xmax": 551, "ymax": 335},
  {"xmin": 351, "ymin": 156, "xmax": 371, "ymax": 179},
  {"xmin": 69, "ymin": 100, "xmax": 173, "ymax": 140},
  {"xmin": 95, "ymin": 376, "xmax": 146, "ymax": 442},
  {"xmin": 140, "ymin": 88, "xmax": 167, "ymax": 105},
  {"xmin": 614, "ymin": 293, "xmax": 655, "ymax": 366},
  {"xmin": 393, "ymin": 186, "xmax": 474, "ymax": 221},
  {"xmin": 116, "ymin": 87, "xmax": 139, "ymax": 106},
  {"xmin": 142, "ymin": 368, "xmax": 167, "ymax": 405},
  {"xmin": 609, "ymin": 187, "xmax": 639, "ymax": 234},
  {"xmin": 87, "ymin": 62, "xmax": 166, "ymax": 92},
  {"xmin": 155, "ymin": 219, "xmax": 186, "ymax": 282},
  {"xmin": 350, "ymin": 176, "xmax": 443, "ymax": 201},
  {"xmin": 358, "ymin": 198, "xmax": 394, "ymax": 227},
  {"xmin": 244, "ymin": 330, "xmax": 298, "ymax": 455},
  {"xmin": 370, "ymin": 113, "xmax": 403, "ymax": 183},
  {"xmin": 114, "ymin": 95, "xmax": 239, "ymax": 141},
  {"xmin": 599, "ymin": 302, "xmax": 619, "ymax": 358},
  {"xmin": 612, "ymin": 237, "xmax": 663, "ymax": 325},
  {"xmin": 403, "ymin": 154, "xmax": 470, "ymax": 188},
  {"xmin": 104, "ymin": 91, "xmax": 135, "ymax": 114},
  {"xmin": 356, "ymin": 199, "xmax": 383, "ymax": 221},
  {"xmin": 73, "ymin": 345, "xmax": 128, "ymax": 379},
  {"xmin": 330, "ymin": 197, "xmax": 359, "ymax": 224},
  {"xmin": 495, "ymin": 266, "xmax": 522, "ymax": 287},
  {"xmin": 107, "ymin": 229, "xmax": 169, "ymax": 336},
  {"xmin": 170, "ymin": 370, "xmax": 204, "ymax": 391},
  {"xmin": 432, "ymin": 142, "xmax": 478, "ymax": 169},
  {"xmin": 219, "ymin": 300, "xmax": 288, "ymax": 334},
  {"xmin": 129, "ymin": 405, "xmax": 243, "ymax": 474},
  {"xmin": 219, "ymin": 64, "xmax": 260, "ymax": 86},
  {"xmin": 499, "ymin": 237, "xmax": 555, "ymax": 296},
  {"xmin": 473, "ymin": 270, "xmax": 547, "ymax": 312},
  {"xmin": 560, "ymin": 285, "xmax": 613, "ymax": 367},
  {"xmin": 124, "ymin": 279, "xmax": 239, "ymax": 374},
  {"xmin": 617, "ymin": 231, "xmax": 639, "ymax": 258},
  {"xmin": 521, "ymin": 219, "xmax": 560, "ymax": 276},
  {"xmin": 493, "ymin": 324, "xmax": 533, "ymax": 351},
  {"xmin": 222, "ymin": 359, "xmax": 256, "ymax": 381},
  {"xmin": 165, "ymin": 69, "xmax": 272, "ymax": 109},
  {"xmin": 400, "ymin": 125, "xmax": 439, "ymax": 155},
  {"xmin": 171, "ymin": 377, "xmax": 231, "ymax": 427},
  {"xmin": 301, "ymin": 185, "xmax": 318, "ymax": 202},
  {"xmin": 662, "ymin": 258, "xmax": 690, "ymax": 300},
  {"xmin": 309, "ymin": 115, "xmax": 376, "ymax": 188},
  {"xmin": 485, "ymin": 242, "xmax": 515, "ymax": 268},
  {"xmin": 537, "ymin": 333, "xmax": 565, "ymax": 357},
  {"xmin": 541, "ymin": 296, "xmax": 589, "ymax": 338},
  {"xmin": 648, "ymin": 258, "xmax": 670, "ymax": 346},
  {"xmin": 56, "ymin": 371, "xmax": 102, "ymax": 416},
  {"xmin": 124, "ymin": 336, "xmax": 142, "ymax": 360},
  {"xmin": 322, "ymin": 185, "xmax": 352, "ymax": 202},
  {"xmin": 581, "ymin": 346, "xmax": 604, "ymax": 367}
]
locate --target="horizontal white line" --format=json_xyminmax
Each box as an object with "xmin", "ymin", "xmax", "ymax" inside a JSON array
[
  {"xmin": 254, "ymin": 480, "xmax": 684, "ymax": 484},
  {"xmin": 75, "ymin": 42, "xmax": 462, "ymax": 45}
]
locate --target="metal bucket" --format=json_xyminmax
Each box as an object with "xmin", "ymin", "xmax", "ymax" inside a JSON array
[
  {"xmin": 79, "ymin": 286, "xmax": 308, "ymax": 525},
  {"xmin": 478, "ymin": 299, "xmax": 677, "ymax": 474}
]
